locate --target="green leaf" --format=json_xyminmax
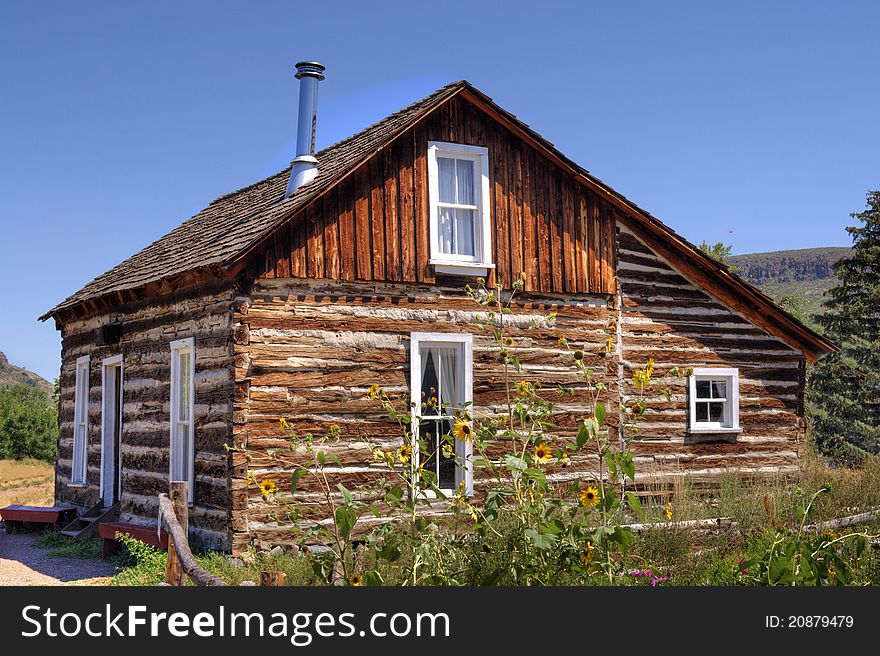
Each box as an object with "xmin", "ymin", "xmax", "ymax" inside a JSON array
[
  {"xmin": 362, "ymin": 570, "xmax": 384, "ymax": 586},
  {"xmin": 601, "ymin": 485, "xmax": 618, "ymax": 512},
  {"xmin": 384, "ymin": 486, "xmax": 404, "ymax": 504},
  {"xmin": 621, "ymin": 452, "xmax": 635, "ymax": 481},
  {"xmin": 609, "ymin": 526, "xmax": 634, "ymax": 551},
  {"xmin": 334, "ymin": 506, "xmax": 356, "ymax": 542},
  {"xmin": 625, "ymin": 491, "xmax": 643, "ymax": 518},
  {"xmin": 336, "ymin": 483, "xmax": 353, "ymax": 505},
  {"xmin": 576, "ymin": 422, "xmax": 589, "ymax": 449},
  {"xmin": 290, "ymin": 468, "xmax": 307, "ymax": 495},
  {"xmin": 524, "ymin": 528, "xmax": 557, "ymax": 550},
  {"xmin": 316, "ymin": 451, "xmax": 326, "ymax": 467},
  {"xmin": 769, "ymin": 557, "xmax": 790, "ymax": 584},
  {"xmin": 595, "ymin": 402, "xmax": 606, "ymax": 426}
]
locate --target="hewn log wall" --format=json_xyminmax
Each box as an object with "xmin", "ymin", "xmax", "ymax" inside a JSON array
[
  {"xmin": 253, "ymin": 95, "xmax": 618, "ymax": 295},
  {"xmin": 55, "ymin": 281, "xmax": 236, "ymax": 550},
  {"xmin": 230, "ymin": 278, "xmax": 618, "ymax": 549},
  {"xmin": 616, "ymin": 223, "xmax": 806, "ymax": 488}
]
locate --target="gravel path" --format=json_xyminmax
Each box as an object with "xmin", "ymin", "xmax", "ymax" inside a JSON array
[{"xmin": 0, "ymin": 528, "xmax": 119, "ymax": 586}]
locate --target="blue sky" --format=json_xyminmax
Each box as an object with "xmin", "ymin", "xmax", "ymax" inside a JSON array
[{"xmin": 1, "ymin": 1, "xmax": 878, "ymax": 381}]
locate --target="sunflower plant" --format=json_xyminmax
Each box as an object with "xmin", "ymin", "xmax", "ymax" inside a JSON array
[{"xmin": 458, "ymin": 274, "xmax": 689, "ymax": 584}]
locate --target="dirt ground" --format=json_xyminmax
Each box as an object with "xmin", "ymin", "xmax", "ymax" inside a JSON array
[{"xmin": 0, "ymin": 529, "xmax": 118, "ymax": 585}]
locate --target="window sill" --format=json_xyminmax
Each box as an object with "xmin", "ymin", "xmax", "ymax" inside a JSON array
[
  {"xmin": 416, "ymin": 489, "xmax": 456, "ymax": 500},
  {"xmin": 688, "ymin": 426, "xmax": 742, "ymax": 435},
  {"xmin": 430, "ymin": 260, "xmax": 496, "ymax": 277}
]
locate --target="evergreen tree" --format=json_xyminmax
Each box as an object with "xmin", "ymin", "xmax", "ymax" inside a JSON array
[
  {"xmin": 698, "ymin": 240, "xmax": 739, "ymax": 272},
  {"xmin": 808, "ymin": 190, "xmax": 880, "ymax": 460}
]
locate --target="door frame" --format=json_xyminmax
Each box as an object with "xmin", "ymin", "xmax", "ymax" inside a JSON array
[{"xmin": 100, "ymin": 354, "xmax": 124, "ymax": 505}]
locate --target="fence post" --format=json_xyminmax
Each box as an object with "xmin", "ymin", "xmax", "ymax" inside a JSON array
[
  {"xmin": 165, "ymin": 481, "xmax": 189, "ymax": 586},
  {"xmin": 260, "ymin": 571, "xmax": 286, "ymax": 586}
]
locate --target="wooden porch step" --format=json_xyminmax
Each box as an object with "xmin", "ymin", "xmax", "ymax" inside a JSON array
[
  {"xmin": 1, "ymin": 505, "xmax": 78, "ymax": 533},
  {"xmin": 98, "ymin": 521, "xmax": 169, "ymax": 559},
  {"xmin": 59, "ymin": 502, "xmax": 120, "ymax": 539}
]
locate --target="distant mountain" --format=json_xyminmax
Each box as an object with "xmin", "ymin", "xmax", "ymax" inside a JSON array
[
  {"xmin": 728, "ymin": 247, "xmax": 851, "ymax": 323},
  {"xmin": 0, "ymin": 352, "xmax": 53, "ymax": 394}
]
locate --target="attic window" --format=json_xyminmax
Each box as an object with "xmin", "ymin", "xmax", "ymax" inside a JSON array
[
  {"xmin": 688, "ymin": 368, "xmax": 741, "ymax": 434},
  {"xmin": 427, "ymin": 141, "xmax": 493, "ymax": 276}
]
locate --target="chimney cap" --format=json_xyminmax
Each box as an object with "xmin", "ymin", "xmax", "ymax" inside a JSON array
[{"xmin": 295, "ymin": 61, "xmax": 325, "ymax": 80}]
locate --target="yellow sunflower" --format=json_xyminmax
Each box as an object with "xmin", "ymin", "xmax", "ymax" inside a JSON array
[
  {"xmin": 515, "ymin": 380, "xmax": 532, "ymax": 396},
  {"xmin": 605, "ymin": 336, "xmax": 614, "ymax": 353},
  {"xmin": 441, "ymin": 442, "xmax": 454, "ymax": 459},
  {"xmin": 349, "ymin": 575, "xmax": 362, "ymax": 586},
  {"xmin": 397, "ymin": 444, "xmax": 412, "ymax": 464},
  {"xmin": 259, "ymin": 480, "xmax": 277, "ymax": 496},
  {"xmin": 367, "ymin": 383, "xmax": 382, "ymax": 399},
  {"xmin": 579, "ymin": 486, "xmax": 601, "ymax": 508},
  {"xmin": 534, "ymin": 443, "xmax": 552, "ymax": 464},
  {"xmin": 664, "ymin": 503, "xmax": 673, "ymax": 521},
  {"xmin": 581, "ymin": 541, "xmax": 594, "ymax": 564},
  {"xmin": 279, "ymin": 417, "xmax": 289, "ymax": 431},
  {"xmin": 452, "ymin": 420, "xmax": 473, "ymax": 443}
]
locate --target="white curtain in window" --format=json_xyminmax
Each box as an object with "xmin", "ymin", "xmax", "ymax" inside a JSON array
[
  {"xmin": 438, "ymin": 157, "xmax": 456, "ymax": 203},
  {"xmin": 437, "ymin": 347, "xmax": 458, "ymax": 412},
  {"xmin": 455, "ymin": 159, "xmax": 474, "ymax": 204},
  {"xmin": 420, "ymin": 347, "xmax": 459, "ymax": 413},
  {"xmin": 454, "ymin": 209, "xmax": 474, "ymax": 256},
  {"xmin": 438, "ymin": 207, "xmax": 455, "ymax": 254}
]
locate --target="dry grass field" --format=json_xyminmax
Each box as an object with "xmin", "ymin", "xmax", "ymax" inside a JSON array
[{"xmin": 0, "ymin": 459, "xmax": 54, "ymax": 507}]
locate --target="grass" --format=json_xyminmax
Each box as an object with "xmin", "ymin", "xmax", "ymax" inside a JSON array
[
  {"xmin": 0, "ymin": 458, "xmax": 54, "ymax": 507},
  {"xmin": 34, "ymin": 530, "xmax": 103, "ymax": 558},
  {"xmin": 109, "ymin": 534, "xmax": 321, "ymax": 586},
  {"xmin": 26, "ymin": 451, "xmax": 880, "ymax": 586}
]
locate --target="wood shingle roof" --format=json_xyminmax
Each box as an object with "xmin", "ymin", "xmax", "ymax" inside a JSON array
[{"xmin": 41, "ymin": 81, "xmax": 465, "ymax": 320}]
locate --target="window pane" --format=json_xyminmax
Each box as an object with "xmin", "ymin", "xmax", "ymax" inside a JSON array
[
  {"xmin": 711, "ymin": 381, "xmax": 727, "ymax": 399},
  {"xmin": 172, "ymin": 423, "xmax": 190, "ymax": 481},
  {"xmin": 695, "ymin": 402, "xmax": 708, "ymax": 422},
  {"xmin": 420, "ymin": 418, "xmax": 455, "ymax": 489},
  {"xmin": 454, "ymin": 209, "xmax": 475, "ymax": 256},
  {"xmin": 695, "ymin": 380, "xmax": 711, "ymax": 399},
  {"xmin": 438, "ymin": 206, "xmax": 455, "ymax": 254},
  {"xmin": 436, "ymin": 348, "xmax": 458, "ymax": 413},
  {"xmin": 709, "ymin": 402, "xmax": 725, "ymax": 422},
  {"xmin": 455, "ymin": 158, "xmax": 475, "ymax": 205},
  {"xmin": 438, "ymin": 157, "xmax": 456, "ymax": 203},
  {"xmin": 421, "ymin": 350, "xmax": 439, "ymax": 414},
  {"xmin": 178, "ymin": 352, "xmax": 191, "ymax": 421}
]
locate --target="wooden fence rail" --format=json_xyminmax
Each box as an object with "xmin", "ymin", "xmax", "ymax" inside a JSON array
[{"xmin": 158, "ymin": 481, "xmax": 285, "ymax": 587}]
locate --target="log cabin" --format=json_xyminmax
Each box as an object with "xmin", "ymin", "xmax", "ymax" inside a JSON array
[{"xmin": 41, "ymin": 63, "xmax": 836, "ymax": 551}]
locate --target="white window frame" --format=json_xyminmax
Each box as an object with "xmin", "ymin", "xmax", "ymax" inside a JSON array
[
  {"xmin": 688, "ymin": 367, "xmax": 741, "ymax": 434},
  {"xmin": 409, "ymin": 332, "xmax": 474, "ymax": 496},
  {"xmin": 169, "ymin": 337, "xmax": 196, "ymax": 504},
  {"xmin": 70, "ymin": 355, "xmax": 90, "ymax": 486},
  {"xmin": 100, "ymin": 354, "xmax": 124, "ymax": 504},
  {"xmin": 427, "ymin": 141, "xmax": 494, "ymax": 276}
]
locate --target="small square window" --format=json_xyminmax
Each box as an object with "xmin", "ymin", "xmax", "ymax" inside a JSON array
[
  {"xmin": 427, "ymin": 142, "xmax": 493, "ymax": 276},
  {"xmin": 688, "ymin": 368, "xmax": 740, "ymax": 434}
]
